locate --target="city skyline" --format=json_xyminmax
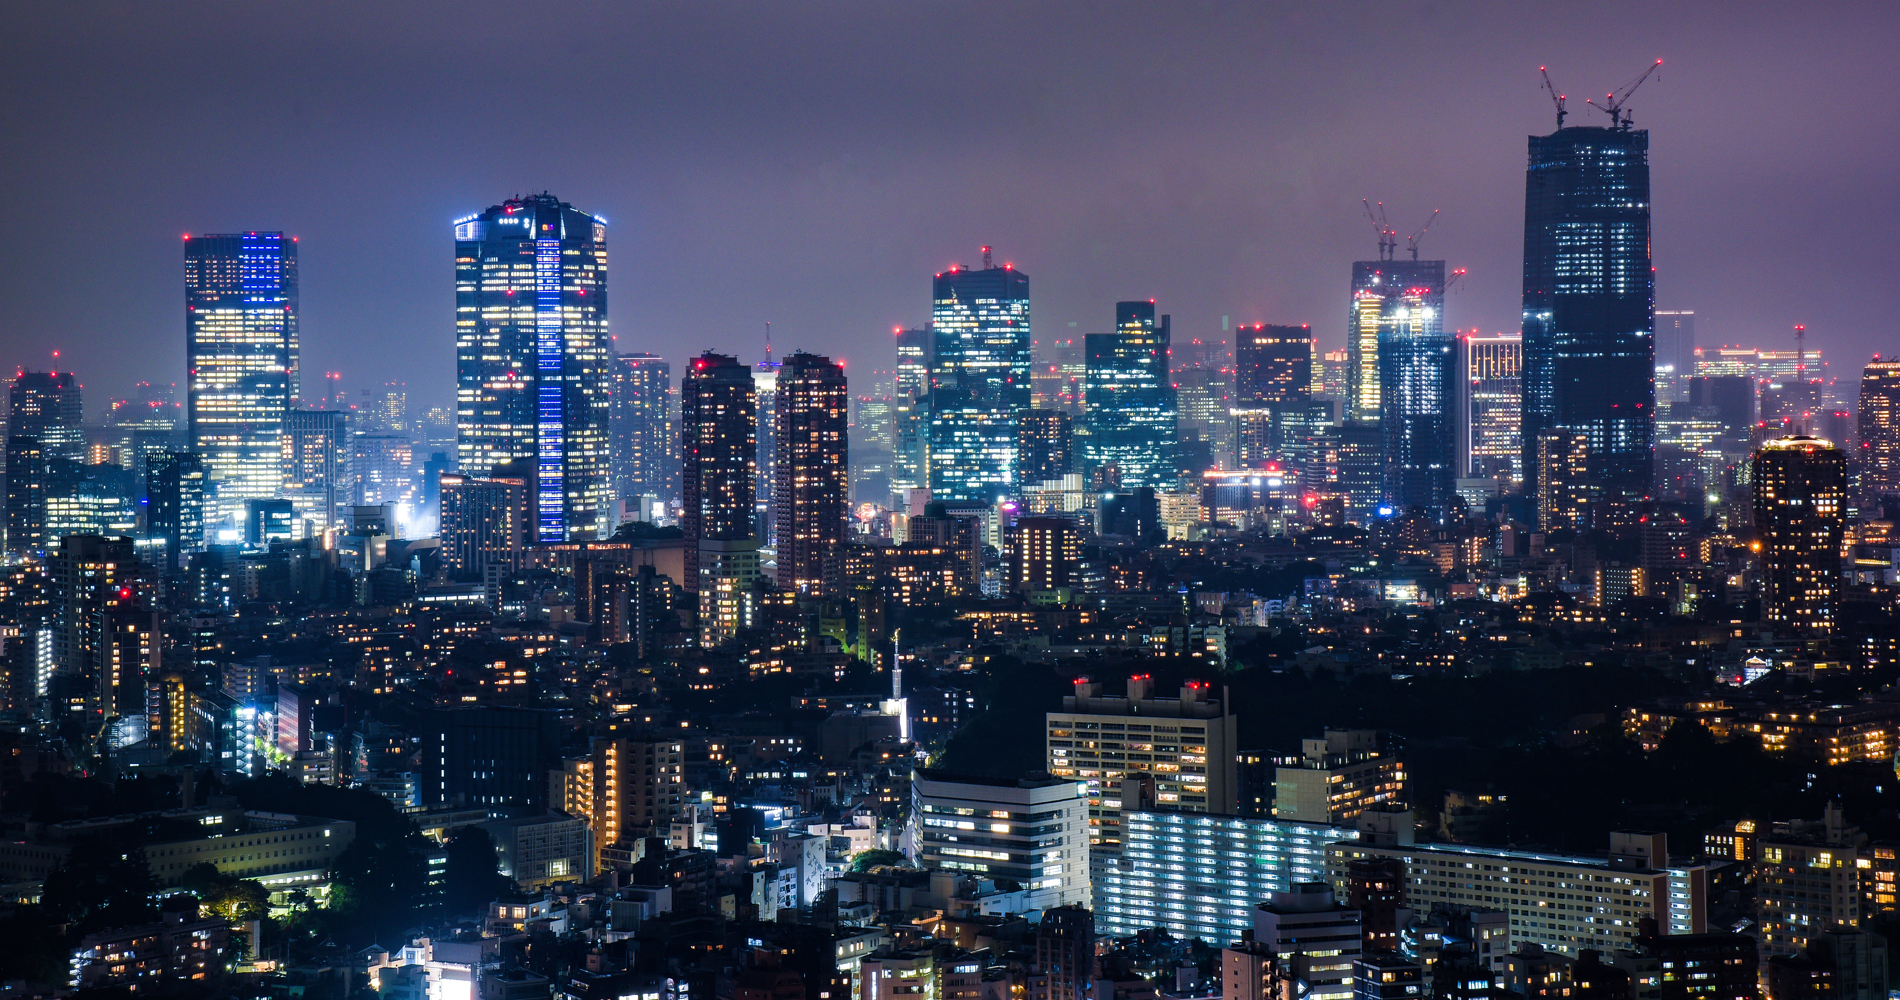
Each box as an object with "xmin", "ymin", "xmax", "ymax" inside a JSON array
[{"xmin": 3, "ymin": 6, "xmax": 1898, "ymax": 413}]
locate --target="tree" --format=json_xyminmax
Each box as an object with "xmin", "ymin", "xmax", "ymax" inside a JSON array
[
  {"xmin": 848, "ymin": 849, "xmax": 906, "ymax": 872},
  {"xmin": 440, "ymin": 826, "xmax": 513, "ymax": 918},
  {"xmin": 41, "ymin": 840, "xmax": 159, "ymax": 932}
]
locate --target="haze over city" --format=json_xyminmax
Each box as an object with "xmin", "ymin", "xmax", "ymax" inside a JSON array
[{"xmin": 2, "ymin": 3, "xmax": 1896, "ymax": 410}]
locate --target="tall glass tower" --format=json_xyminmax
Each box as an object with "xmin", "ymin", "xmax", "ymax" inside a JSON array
[
  {"xmin": 454, "ymin": 193, "xmax": 610, "ymax": 542},
  {"xmin": 611, "ymin": 353, "xmax": 675, "ymax": 512},
  {"xmin": 1521, "ymin": 126, "xmax": 1654, "ymax": 500},
  {"xmin": 1373, "ymin": 264, "xmax": 1454, "ymax": 513},
  {"xmin": 929, "ymin": 252, "xmax": 1030, "ymax": 503},
  {"xmin": 1084, "ymin": 301, "xmax": 1177, "ymax": 489},
  {"xmin": 185, "ymin": 232, "xmax": 297, "ymax": 526},
  {"xmin": 1347, "ymin": 261, "xmax": 1442, "ymax": 425}
]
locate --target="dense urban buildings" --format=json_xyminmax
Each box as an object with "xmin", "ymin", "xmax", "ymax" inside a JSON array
[
  {"xmin": 454, "ymin": 193, "xmax": 611, "ymax": 542},
  {"xmin": 5, "ymin": 37, "xmax": 1899, "ymax": 1000}
]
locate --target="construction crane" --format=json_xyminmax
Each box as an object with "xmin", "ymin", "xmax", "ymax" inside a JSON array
[
  {"xmin": 1406, "ymin": 210, "xmax": 1440, "ymax": 261},
  {"xmin": 1539, "ymin": 66, "xmax": 1567, "ymax": 129},
  {"xmin": 1361, "ymin": 199, "xmax": 1397, "ymax": 261},
  {"xmin": 1446, "ymin": 267, "xmax": 1468, "ymax": 293},
  {"xmin": 1586, "ymin": 59, "xmax": 1663, "ymax": 130}
]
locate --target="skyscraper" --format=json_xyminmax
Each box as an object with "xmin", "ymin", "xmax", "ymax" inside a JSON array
[
  {"xmin": 6, "ymin": 371, "xmax": 83, "ymax": 555},
  {"xmin": 454, "ymin": 193, "xmax": 610, "ymax": 542},
  {"xmin": 1084, "ymin": 301, "xmax": 1177, "ymax": 489},
  {"xmin": 1655, "ymin": 310, "xmax": 1696, "ymax": 402},
  {"xmin": 1857, "ymin": 357, "xmax": 1900, "ymax": 501},
  {"xmin": 610, "ymin": 353, "xmax": 675, "ymax": 512},
  {"xmin": 681, "ymin": 352, "xmax": 756, "ymax": 599},
  {"xmin": 283, "ymin": 409, "xmax": 348, "ymax": 533},
  {"xmin": 144, "ymin": 451, "xmax": 205, "ymax": 565},
  {"xmin": 891, "ymin": 326, "xmax": 931, "ymax": 495},
  {"xmin": 1521, "ymin": 124, "xmax": 1655, "ymax": 502},
  {"xmin": 929, "ymin": 251, "xmax": 1030, "ymax": 503},
  {"xmin": 185, "ymin": 232, "xmax": 298, "ymax": 526},
  {"xmin": 1753, "ymin": 437, "xmax": 1845, "ymax": 634},
  {"xmin": 773, "ymin": 352, "xmax": 848, "ymax": 597},
  {"xmin": 1347, "ymin": 261, "xmax": 1443, "ymax": 426},
  {"xmin": 1461, "ymin": 333, "xmax": 1523, "ymax": 485},
  {"xmin": 1376, "ymin": 271, "xmax": 1454, "ymax": 513},
  {"xmin": 1233, "ymin": 324, "xmax": 1312, "ymax": 469}
]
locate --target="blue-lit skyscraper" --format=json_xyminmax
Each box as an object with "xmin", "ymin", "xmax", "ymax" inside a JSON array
[
  {"xmin": 1370, "ymin": 262, "xmax": 1453, "ymax": 513},
  {"xmin": 185, "ymin": 232, "xmax": 297, "ymax": 527},
  {"xmin": 1521, "ymin": 125, "xmax": 1654, "ymax": 499},
  {"xmin": 455, "ymin": 193, "xmax": 611, "ymax": 542},
  {"xmin": 1084, "ymin": 301, "xmax": 1177, "ymax": 489},
  {"xmin": 929, "ymin": 251, "xmax": 1030, "ymax": 503}
]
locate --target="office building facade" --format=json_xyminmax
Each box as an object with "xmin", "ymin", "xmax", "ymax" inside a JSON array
[
  {"xmin": 611, "ymin": 353, "xmax": 675, "ymax": 512},
  {"xmin": 1234, "ymin": 324, "xmax": 1313, "ymax": 469},
  {"xmin": 929, "ymin": 257, "xmax": 1030, "ymax": 503},
  {"xmin": 1520, "ymin": 126, "xmax": 1655, "ymax": 501},
  {"xmin": 1461, "ymin": 333, "xmax": 1523, "ymax": 485},
  {"xmin": 185, "ymin": 232, "xmax": 297, "ymax": 525},
  {"xmin": 282, "ymin": 409, "xmax": 348, "ymax": 534},
  {"xmin": 1017, "ymin": 409, "xmax": 1073, "ymax": 484},
  {"xmin": 454, "ymin": 193, "xmax": 611, "ymax": 542},
  {"xmin": 6, "ymin": 371, "xmax": 84, "ymax": 554},
  {"xmin": 773, "ymin": 352, "xmax": 848, "ymax": 597},
  {"xmin": 1348, "ymin": 261, "xmax": 1443, "ymax": 426},
  {"xmin": 1084, "ymin": 301, "xmax": 1178, "ymax": 489},
  {"xmin": 1372, "ymin": 265, "xmax": 1453, "ymax": 513}
]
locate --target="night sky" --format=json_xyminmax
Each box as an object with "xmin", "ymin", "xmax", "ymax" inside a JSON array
[{"xmin": 3, "ymin": 3, "xmax": 1896, "ymax": 415}]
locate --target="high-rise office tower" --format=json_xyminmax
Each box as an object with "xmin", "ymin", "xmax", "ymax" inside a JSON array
[
  {"xmin": 681, "ymin": 352, "xmax": 757, "ymax": 597},
  {"xmin": 438, "ymin": 471, "xmax": 527, "ymax": 582},
  {"xmin": 1233, "ymin": 324, "xmax": 1313, "ymax": 468},
  {"xmin": 1084, "ymin": 301, "xmax": 1177, "ymax": 489},
  {"xmin": 144, "ymin": 451, "xmax": 205, "ymax": 565},
  {"xmin": 610, "ymin": 353, "xmax": 674, "ymax": 512},
  {"xmin": 1017, "ymin": 409, "xmax": 1073, "ymax": 484},
  {"xmin": 454, "ymin": 193, "xmax": 610, "ymax": 542},
  {"xmin": 283, "ymin": 409, "xmax": 348, "ymax": 533},
  {"xmin": 351, "ymin": 431, "xmax": 413, "ymax": 507},
  {"xmin": 1461, "ymin": 333, "xmax": 1523, "ymax": 485},
  {"xmin": 929, "ymin": 251, "xmax": 1030, "ymax": 503},
  {"xmin": 1857, "ymin": 357, "xmax": 1900, "ymax": 500},
  {"xmin": 1375, "ymin": 271, "xmax": 1459, "ymax": 513},
  {"xmin": 773, "ymin": 352, "xmax": 848, "ymax": 597},
  {"xmin": 1536, "ymin": 429, "xmax": 1593, "ymax": 531},
  {"xmin": 894, "ymin": 326, "xmax": 930, "ymax": 400},
  {"xmin": 1753, "ymin": 437, "xmax": 1845, "ymax": 633},
  {"xmin": 891, "ymin": 326, "xmax": 931, "ymax": 495},
  {"xmin": 1347, "ymin": 261, "xmax": 1444, "ymax": 426},
  {"xmin": 1655, "ymin": 310, "xmax": 1696, "ymax": 402},
  {"xmin": 1521, "ymin": 124, "xmax": 1655, "ymax": 501},
  {"xmin": 6, "ymin": 371, "xmax": 84, "ymax": 555},
  {"xmin": 185, "ymin": 232, "xmax": 297, "ymax": 525}
]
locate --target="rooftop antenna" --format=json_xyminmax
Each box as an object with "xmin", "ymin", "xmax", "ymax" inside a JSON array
[
  {"xmin": 981, "ymin": 245, "xmax": 993, "ymax": 269},
  {"xmin": 1586, "ymin": 59, "xmax": 1663, "ymax": 130},
  {"xmin": 1406, "ymin": 210, "xmax": 1441, "ymax": 261},
  {"xmin": 1539, "ymin": 66, "xmax": 1568, "ymax": 129},
  {"xmin": 765, "ymin": 322, "xmax": 773, "ymax": 366}
]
